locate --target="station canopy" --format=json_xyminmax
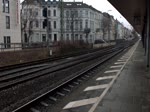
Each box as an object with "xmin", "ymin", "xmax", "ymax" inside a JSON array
[{"xmin": 108, "ymin": 0, "xmax": 146, "ymax": 34}]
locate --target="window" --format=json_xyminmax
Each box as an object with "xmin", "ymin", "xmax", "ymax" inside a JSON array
[
  {"xmin": 75, "ymin": 34, "xmax": 78, "ymax": 40},
  {"xmin": 4, "ymin": 36, "xmax": 11, "ymax": 48},
  {"xmin": 49, "ymin": 34, "xmax": 52, "ymax": 41},
  {"xmin": 75, "ymin": 11, "xmax": 78, "ymax": 17},
  {"xmin": 36, "ymin": 21, "xmax": 39, "ymax": 28},
  {"xmin": 66, "ymin": 20, "xmax": 70, "ymax": 30},
  {"xmin": 24, "ymin": 33, "xmax": 28, "ymax": 43},
  {"xmin": 48, "ymin": 21, "xmax": 51, "ymax": 31},
  {"xmin": 2, "ymin": 0, "xmax": 5, "ymax": 12},
  {"xmin": 80, "ymin": 11, "xmax": 82, "ymax": 17},
  {"xmin": 54, "ymin": 34, "xmax": 57, "ymax": 41},
  {"xmin": 66, "ymin": 11, "xmax": 69, "ymax": 17},
  {"xmin": 35, "ymin": 10, "xmax": 38, "ymax": 16},
  {"xmin": 53, "ymin": 9, "xmax": 56, "ymax": 16},
  {"xmin": 80, "ymin": 35, "xmax": 83, "ymax": 40},
  {"xmin": 66, "ymin": 34, "xmax": 69, "ymax": 40},
  {"xmin": 29, "ymin": 9, "xmax": 32, "ymax": 15},
  {"xmin": 54, "ymin": 21, "xmax": 56, "ymax": 29},
  {"xmin": 3, "ymin": 0, "xmax": 9, "ymax": 13},
  {"xmin": 42, "ymin": 34, "xmax": 46, "ymax": 42},
  {"xmin": 48, "ymin": 10, "xmax": 51, "ymax": 17},
  {"xmin": 86, "ymin": 11, "xmax": 88, "ymax": 17},
  {"xmin": 80, "ymin": 20, "xmax": 82, "ymax": 30},
  {"xmin": 85, "ymin": 19, "xmax": 88, "ymax": 28},
  {"xmin": 24, "ymin": 9, "xmax": 27, "ymax": 15},
  {"xmin": 6, "ymin": 16, "xmax": 10, "ymax": 29},
  {"xmin": 75, "ymin": 21, "xmax": 78, "ymax": 30}
]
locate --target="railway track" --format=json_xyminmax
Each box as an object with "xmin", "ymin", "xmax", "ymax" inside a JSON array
[
  {"xmin": 0, "ymin": 40, "xmax": 137, "ymax": 112},
  {"xmin": 0, "ymin": 45, "xmax": 121, "ymax": 90}
]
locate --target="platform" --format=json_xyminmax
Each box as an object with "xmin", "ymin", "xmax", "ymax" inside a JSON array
[
  {"xmin": 93, "ymin": 41, "xmax": 150, "ymax": 112},
  {"xmin": 60, "ymin": 41, "xmax": 150, "ymax": 112}
]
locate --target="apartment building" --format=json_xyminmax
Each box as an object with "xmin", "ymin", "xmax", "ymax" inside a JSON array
[
  {"xmin": 21, "ymin": 0, "xmax": 104, "ymax": 43},
  {"xmin": 0, "ymin": 0, "xmax": 21, "ymax": 49},
  {"xmin": 63, "ymin": 2, "xmax": 103, "ymax": 43}
]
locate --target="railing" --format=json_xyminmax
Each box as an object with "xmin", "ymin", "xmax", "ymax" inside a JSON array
[{"xmin": 0, "ymin": 42, "xmax": 55, "ymax": 52}]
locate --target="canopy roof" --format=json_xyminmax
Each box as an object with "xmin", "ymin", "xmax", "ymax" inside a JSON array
[{"xmin": 108, "ymin": 0, "xmax": 146, "ymax": 33}]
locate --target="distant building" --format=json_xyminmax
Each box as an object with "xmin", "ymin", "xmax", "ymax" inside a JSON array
[
  {"xmin": 102, "ymin": 12, "xmax": 116, "ymax": 41},
  {"xmin": 117, "ymin": 22, "xmax": 124, "ymax": 39},
  {"xmin": 0, "ymin": 0, "xmax": 21, "ymax": 50}
]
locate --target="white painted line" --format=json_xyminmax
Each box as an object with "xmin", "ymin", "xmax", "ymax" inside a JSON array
[
  {"xmin": 30, "ymin": 108, "xmax": 40, "ymax": 112},
  {"xmin": 104, "ymin": 70, "xmax": 120, "ymax": 73},
  {"xmin": 120, "ymin": 57, "xmax": 128, "ymax": 60},
  {"xmin": 88, "ymin": 41, "xmax": 139, "ymax": 112},
  {"xmin": 110, "ymin": 65, "xmax": 123, "ymax": 68},
  {"xmin": 63, "ymin": 97, "xmax": 98, "ymax": 109},
  {"xmin": 122, "ymin": 56, "xmax": 129, "ymax": 58},
  {"xmin": 40, "ymin": 101, "xmax": 49, "ymax": 107},
  {"xmin": 114, "ymin": 62, "xmax": 126, "ymax": 64},
  {"xmin": 96, "ymin": 76, "xmax": 115, "ymax": 81},
  {"xmin": 84, "ymin": 84, "xmax": 108, "ymax": 91}
]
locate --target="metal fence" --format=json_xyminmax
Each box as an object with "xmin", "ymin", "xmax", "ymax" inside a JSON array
[{"xmin": 0, "ymin": 42, "xmax": 55, "ymax": 52}]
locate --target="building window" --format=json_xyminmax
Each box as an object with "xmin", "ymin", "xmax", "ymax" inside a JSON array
[
  {"xmin": 54, "ymin": 21, "xmax": 56, "ymax": 29},
  {"xmin": 42, "ymin": 34, "xmax": 46, "ymax": 42},
  {"xmin": 75, "ymin": 34, "xmax": 78, "ymax": 40},
  {"xmin": 86, "ymin": 11, "xmax": 88, "ymax": 17},
  {"xmin": 80, "ymin": 20, "xmax": 82, "ymax": 30},
  {"xmin": 49, "ymin": 34, "xmax": 52, "ymax": 41},
  {"xmin": 36, "ymin": 21, "xmax": 39, "ymax": 28},
  {"xmin": 4, "ymin": 36, "xmax": 11, "ymax": 48},
  {"xmin": 53, "ymin": 9, "xmax": 56, "ymax": 16},
  {"xmin": 66, "ymin": 11, "xmax": 69, "ymax": 17},
  {"xmin": 85, "ymin": 19, "xmax": 88, "ymax": 28},
  {"xmin": 80, "ymin": 11, "xmax": 82, "ymax": 17},
  {"xmin": 54, "ymin": 34, "xmax": 57, "ymax": 41},
  {"xmin": 2, "ymin": 0, "xmax": 5, "ymax": 12},
  {"xmin": 75, "ymin": 21, "xmax": 78, "ymax": 30},
  {"xmin": 75, "ymin": 11, "xmax": 78, "ymax": 17},
  {"xmin": 6, "ymin": 16, "xmax": 10, "ymax": 29},
  {"xmin": 3, "ymin": 0, "xmax": 9, "ymax": 13},
  {"xmin": 29, "ymin": 9, "xmax": 32, "ymax": 15},
  {"xmin": 80, "ymin": 35, "xmax": 83, "ymax": 40},
  {"xmin": 48, "ymin": 10, "xmax": 51, "ymax": 17},
  {"xmin": 24, "ymin": 33, "xmax": 28, "ymax": 43},
  {"xmin": 35, "ymin": 10, "xmax": 38, "ymax": 16},
  {"xmin": 48, "ymin": 21, "xmax": 51, "ymax": 31},
  {"xmin": 66, "ymin": 20, "xmax": 70, "ymax": 30},
  {"xmin": 66, "ymin": 34, "xmax": 69, "ymax": 40}
]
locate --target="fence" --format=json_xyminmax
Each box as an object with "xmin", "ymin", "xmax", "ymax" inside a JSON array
[{"xmin": 0, "ymin": 42, "xmax": 55, "ymax": 52}]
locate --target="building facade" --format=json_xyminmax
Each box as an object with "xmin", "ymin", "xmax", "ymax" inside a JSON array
[
  {"xmin": 21, "ymin": 0, "xmax": 104, "ymax": 44},
  {"xmin": 0, "ymin": 0, "xmax": 21, "ymax": 50}
]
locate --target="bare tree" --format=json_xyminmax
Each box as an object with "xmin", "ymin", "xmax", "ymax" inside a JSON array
[{"xmin": 21, "ymin": 0, "xmax": 42, "ymax": 44}]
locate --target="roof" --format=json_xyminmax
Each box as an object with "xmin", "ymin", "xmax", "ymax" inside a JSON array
[
  {"xmin": 22, "ymin": 0, "xmax": 102, "ymax": 14},
  {"xmin": 108, "ymin": 0, "xmax": 146, "ymax": 33},
  {"xmin": 63, "ymin": 2, "xmax": 102, "ymax": 13}
]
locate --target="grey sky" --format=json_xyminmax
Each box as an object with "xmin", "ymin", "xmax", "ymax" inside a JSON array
[{"xmin": 20, "ymin": 0, "xmax": 132, "ymax": 29}]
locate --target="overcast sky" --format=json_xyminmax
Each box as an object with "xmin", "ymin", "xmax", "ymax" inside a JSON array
[{"xmin": 20, "ymin": 0, "xmax": 132, "ymax": 29}]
